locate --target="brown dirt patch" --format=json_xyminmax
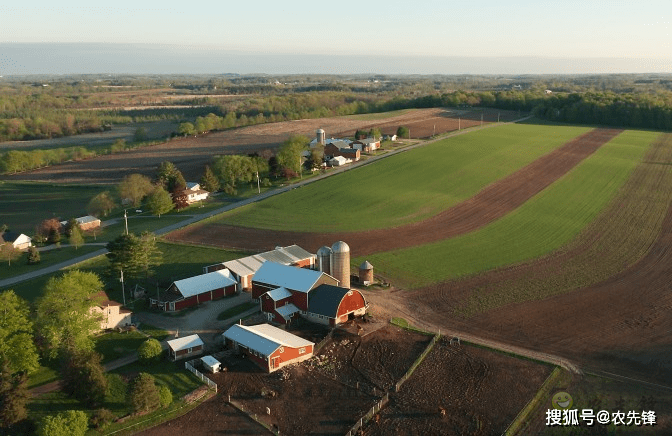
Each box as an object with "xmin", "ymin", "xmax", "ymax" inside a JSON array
[
  {"xmin": 166, "ymin": 128, "xmax": 622, "ymax": 256},
  {"xmin": 362, "ymin": 339, "xmax": 552, "ymax": 436},
  {"xmin": 4, "ymin": 108, "xmax": 508, "ymax": 184}
]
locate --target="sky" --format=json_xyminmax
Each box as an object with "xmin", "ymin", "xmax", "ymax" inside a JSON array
[{"xmin": 0, "ymin": 1, "xmax": 670, "ymax": 74}]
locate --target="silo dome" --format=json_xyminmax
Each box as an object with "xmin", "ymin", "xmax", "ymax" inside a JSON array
[{"xmin": 330, "ymin": 241, "xmax": 351, "ymax": 288}]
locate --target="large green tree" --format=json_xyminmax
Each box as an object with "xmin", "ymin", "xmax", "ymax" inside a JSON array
[
  {"xmin": 35, "ymin": 270, "xmax": 104, "ymax": 358},
  {"xmin": 155, "ymin": 161, "xmax": 186, "ymax": 192},
  {"xmin": 0, "ymin": 291, "xmax": 40, "ymax": 374},
  {"xmin": 0, "ymin": 243, "xmax": 20, "ymax": 267},
  {"xmin": 200, "ymin": 165, "xmax": 220, "ymax": 193},
  {"xmin": 87, "ymin": 191, "xmax": 116, "ymax": 218},
  {"xmin": 37, "ymin": 410, "xmax": 88, "ymax": 436},
  {"xmin": 60, "ymin": 349, "xmax": 108, "ymax": 407},
  {"xmin": 106, "ymin": 232, "xmax": 162, "ymax": 280},
  {"xmin": 276, "ymin": 135, "xmax": 308, "ymax": 175},
  {"xmin": 117, "ymin": 174, "xmax": 153, "ymax": 207},
  {"xmin": 146, "ymin": 186, "xmax": 174, "ymax": 218},
  {"xmin": 137, "ymin": 338, "xmax": 163, "ymax": 364},
  {"xmin": 127, "ymin": 373, "xmax": 160, "ymax": 414},
  {"xmin": 68, "ymin": 225, "xmax": 84, "ymax": 250},
  {"xmin": 0, "ymin": 359, "xmax": 29, "ymax": 429}
]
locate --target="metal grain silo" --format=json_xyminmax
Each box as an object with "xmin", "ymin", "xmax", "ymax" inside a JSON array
[
  {"xmin": 330, "ymin": 241, "xmax": 350, "ymax": 288},
  {"xmin": 359, "ymin": 261, "xmax": 373, "ymax": 285},
  {"xmin": 316, "ymin": 128, "xmax": 326, "ymax": 145},
  {"xmin": 317, "ymin": 246, "xmax": 332, "ymax": 274}
]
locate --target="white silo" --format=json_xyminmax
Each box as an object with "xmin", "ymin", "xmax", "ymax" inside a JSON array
[
  {"xmin": 330, "ymin": 241, "xmax": 350, "ymax": 288},
  {"xmin": 316, "ymin": 128, "xmax": 326, "ymax": 145},
  {"xmin": 317, "ymin": 246, "xmax": 332, "ymax": 275}
]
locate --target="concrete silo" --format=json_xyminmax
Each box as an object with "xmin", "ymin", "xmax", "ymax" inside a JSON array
[
  {"xmin": 330, "ymin": 241, "xmax": 350, "ymax": 288},
  {"xmin": 317, "ymin": 245, "xmax": 332, "ymax": 275},
  {"xmin": 359, "ymin": 261, "xmax": 373, "ymax": 285},
  {"xmin": 316, "ymin": 128, "xmax": 326, "ymax": 145}
]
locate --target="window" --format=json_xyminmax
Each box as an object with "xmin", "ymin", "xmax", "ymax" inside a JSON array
[
  {"xmin": 187, "ymin": 347, "xmax": 192, "ymax": 354},
  {"xmin": 299, "ymin": 347, "xmax": 305, "ymax": 354},
  {"xmin": 279, "ymin": 347, "xmax": 284, "ymax": 353}
]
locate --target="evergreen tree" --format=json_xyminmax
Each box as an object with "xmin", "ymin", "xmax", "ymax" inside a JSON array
[
  {"xmin": 60, "ymin": 349, "xmax": 108, "ymax": 408},
  {"xmin": 27, "ymin": 246, "xmax": 40, "ymax": 264},
  {"xmin": 200, "ymin": 165, "xmax": 220, "ymax": 192},
  {"xmin": 127, "ymin": 373, "xmax": 160, "ymax": 414},
  {"xmin": 0, "ymin": 358, "xmax": 30, "ymax": 428}
]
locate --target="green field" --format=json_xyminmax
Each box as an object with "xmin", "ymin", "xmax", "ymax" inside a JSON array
[
  {"xmin": 211, "ymin": 124, "xmax": 590, "ymax": 232},
  {"xmin": 0, "ymin": 181, "xmax": 109, "ymax": 233},
  {"xmin": 357, "ymin": 130, "xmax": 657, "ymax": 288},
  {"xmin": 0, "ymin": 245, "xmax": 102, "ymax": 279}
]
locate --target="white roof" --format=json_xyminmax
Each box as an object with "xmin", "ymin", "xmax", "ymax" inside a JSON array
[
  {"xmin": 275, "ymin": 303, "xmax": 300, "ymax": 320},
  {"xmin": 223, "ymin": 245, "xmax": 315, "ymax": 279},
  {"xmin": 266, "ymin": 287, "xmax": 293, "ymax": 301},
  {"xmin": 253, "ymin": 262, "xmax": 335, "ymax": 293},
  {"xmin": 173, "ymin": 270, "xmax": 236, "ymax": 298},
  {"xmin": 167, "ymin": 334, "xmax": 204, "ymax": 352},
  {"xmin": 186, "ymin": 182, "xmax": 200, "ymax": 190},
  {"xmin": 201, "ymin": 355, "xmax": 220, "ymax": 367},
  {"xmin": 222, "ymin": 323, "xmax": 313, "ymax": 357}
]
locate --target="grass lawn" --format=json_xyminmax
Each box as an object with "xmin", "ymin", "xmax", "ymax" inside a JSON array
[
  {"xmin": 0, "ymin": 245, "xmax": 102, "ymax": 279},
  {"xmin": 2, "ymin": 240, "xmax": 246, "ymax": 304},
  {"xmin": 209, "ymin": 123, "xmax": 590, "ymax": 232},
  {"xmin": 138, "ymin": 323, "xmax": 170, "ymax": 341},
  {"xmin": 94, "ymin": 330, "xmax": 148, "ymax": 363},
  {"xmin": 0, "ymin": 181, "xmax": 110, "ymax": 234},
  {"xmin": 359, "ymin": 130, "xmax": 657, "ymax": 289},
  {"xmin": 216, "ymin": 301, "xmax": 258, "ymax": 320}
]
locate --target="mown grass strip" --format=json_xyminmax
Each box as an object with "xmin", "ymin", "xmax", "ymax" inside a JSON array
[
  {"xmin": 217, "ymin": 301, "xmax": 258, "ymax": 320},
  {"xmin": 212, "ymin": 124, "xmax": 589, "ymax": 232},
  {"xmin": 359, "ymin": 130, "xmax": 656, "ymax": 289}
]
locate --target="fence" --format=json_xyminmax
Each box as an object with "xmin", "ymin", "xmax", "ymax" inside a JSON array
[
  {"xmin": 228, "ymin": 396, "xmax": 279, "ymax": 435},
  {"xmin": 394, "ymin": 333, "xmax": 441, "ymax": 392},
  {"xmin": 344, "ymin": 394, "xmax": 390, "ymax": 436},
  {"xmin": 185, "ymin": 360, "xmax": 218, "ymax": 393},
  {"xmin": 314, "ymin": 328, "xmax": 335, "ymax": 353}
]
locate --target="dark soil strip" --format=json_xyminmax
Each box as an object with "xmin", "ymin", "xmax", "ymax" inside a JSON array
[{"xmin": 167, "ymin": 128, "xmax": 622, "ymax": 256}]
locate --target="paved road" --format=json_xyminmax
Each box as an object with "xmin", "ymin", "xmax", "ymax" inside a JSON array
[{"xmin": 0, "ymin": 116, "xmax": 531, "ymax": 290}]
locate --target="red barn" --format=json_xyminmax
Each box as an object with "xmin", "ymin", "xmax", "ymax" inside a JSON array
[
  {"xmin": 151, "ymin": 270, "xmax": 237, "ymax": 312},
  {"xmin": 222, "ymin": 323, "xmax": 314, "ymax": 372},
  {"xmin": 304, "ymin": 284, "xmax": 368, "ymax": 326},
  {"xmin": 167, "ymin": 334, "xmax": 204, "ymax": 361},
  {"xmin": 251, "ymin": 261, "xmax": 339, "ymax": 304}
]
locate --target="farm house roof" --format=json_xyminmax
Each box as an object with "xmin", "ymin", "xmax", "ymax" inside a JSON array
[
  {"xmin": 253, "ymin": 262, "xmax": 333, "ymax": 293},
  {"xmin": 275, "ymin": 303, "xmax": 300, "ymax": 320},
  {"xmin": 266, "ymin": 287, "xmax": 293, "ymax": 301},
  {"xmin": 172, "ymin": 270, "xmax": 236, "ymax": 298},
  {"xmin": 167, "ymin": 334, "xmax": 204, "ymax": 352},
  {"xmin": 223, "ymin": 323, "xmax": 313, "ymax": 357},
  {"xmin": 307, "ymin": 284, "xmax": 352, "ymax": 318}
]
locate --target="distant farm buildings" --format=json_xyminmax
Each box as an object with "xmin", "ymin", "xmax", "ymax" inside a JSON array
[
  {"xmin": 0, "ymin": 231, "xmax": 32, "ymax": 250},
  {"xmin": 222, "ymin": 323, "xmax": 314, "ymax": 372},
  {"xmin": 182, "ymin": 182, "xmax": 210, "ymax": 204},
  {"xmin": 60, "ymin": 215, "xmax": 101, "ymax": 231},
  {"xmin": 311, "ymin": 129, "xmax": 380, "ymax": 167}
]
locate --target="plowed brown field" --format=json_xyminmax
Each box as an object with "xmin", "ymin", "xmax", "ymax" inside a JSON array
[
  {"xmin": 166, "ymin": 128, "xmax": 622, "ymax": 256},
  {"xmin": 4, "ymin": 108, "xmax": 515, "ymax": 184}
]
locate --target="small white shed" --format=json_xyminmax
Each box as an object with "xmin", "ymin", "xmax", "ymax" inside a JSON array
[{"xmin": 201, "ymin": 355, "xmax": 221, "ymax": 373}]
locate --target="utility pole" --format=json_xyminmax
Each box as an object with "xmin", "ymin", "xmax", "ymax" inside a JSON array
[
  {"xmin": 481, "ymin": 113, "xmax": 483, "ymax": 127},
  {"xmin": 298, "ymin": 156, "xmax": 302, "ymax": 180},
  {"xmin": 120, "ymin": 269, "xmax": 126, "ymax": 306},
  {"xmin": 458, "ymin": 118, "xmax": 461, "ymax": 130},
  {"xmin": 256, "ymin": 171, "xmax": 261, "ymax": 194},
  {"xmin": 124, "ymin": 209, "xmax": 129, "ymax": 235},
  {"xmin": 498, "ymin": 112, "xmax": 501, "ymax": 123}
]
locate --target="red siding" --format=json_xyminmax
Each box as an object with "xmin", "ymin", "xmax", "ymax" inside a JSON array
[
  {"xmin": 293, "ymin": 258, "xmax": 313, "ymax": 268},
  {"xmin": 336, "ymin": 290, "xmax": 366, "ymax": 318},
  {"xmin": 252, "ymin": 283, "xmax": 273, "ymax": 299},
  {"xmin": 175, "ymin": 296, "xmax": 198, "ymax": 310},
  {"xmin": 199, "ymin": 291, "xmax": 212, "ymax": 303},
  {"xmin": 224, "ymin": 284, "xmax": 236, "ymax": 296},
  {"xmin": 261, "ymin": 294, "xmax": 275, "ymax": 312},
  {"xmin": 212, "ymin": 287, "xmax": 225, "ymax": 299},
  {"xmin": 291, "ymin": 292, "xmax": 309, "ymax": 311}
]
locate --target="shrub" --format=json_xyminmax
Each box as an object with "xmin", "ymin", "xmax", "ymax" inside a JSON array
[
  {"xmin": 158, "ymin": 385, "xmax": 173, "ymax": 407},
  {"xmin": 90, "ymin": 408, "xmax": 115, "ymax": 430},
  {"xmin": 37, "ymin": 410, "xmax": 88, "ymax": 436},
  {"xmin": 127, "ymin": 373, "xmax": 160, "ymax": 414},
  {"xmin": 137, "ymin": 338, "xmax": 163, "ymax": 364}
]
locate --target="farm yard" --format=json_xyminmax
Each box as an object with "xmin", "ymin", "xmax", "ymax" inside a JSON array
[
  {"xmin": 361, "ymin": 338, "xmax": 552, "ymax": 436},
  {"xmin": 1, "ymin": 108, "xmax": 515, "ymax": 184}
]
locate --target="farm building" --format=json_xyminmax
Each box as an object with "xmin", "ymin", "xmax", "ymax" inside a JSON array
[
  {"xmin": 324, "ymin": 143, "xmax": 360, "ymax": 161},
  {"xmin": 91, "ymin": 291, "xmax": 133, "ymax": 330},
  {"xmin": 328, "ymin": 156, "xmax": 351, "ymax": 167},
  {"xmin": 303, "ymin": 285, "xmax": 368, "ymax": 326},
  {"xmin": 254, "ymin": 261, "xmax": 367, "ymax": 326},
  {"xmin": 150, "ymin": 269, "xmax": 237, "ymax": 312},
  {"xmin": 167, "ymin": 334, "xmax": 204, "ymax": 361},
  {"xmin": 0, "ymin": 231, "xmax": 32, "ymax": 250},
  {"xmin": 60, "ymin": 215, "xmax": 101, "ymax": 231},
  {"xmin": 203, "ymin": 245, "xmax": 316, "ymax": 291},
  {"xmin": 181, "ymin": 182, "xmax": 209, "ymax": 204},
  {"xmin": 222, "ymin": 323, "xmax": 314, "ymax": 372},
  {"xmin": 252, "ymin": 261, "xmax": 339, "ymax": 303},
  {"xmin": 201, "ymin": 355, "xmax": 221, "ymax": 373},
  {"xmin": 352, "ymin": 138, "xmax": 380, "ymax": 152},
  {"xmin": 359, "ymin": 261, "xmax": 374, "ymax": 285}
]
